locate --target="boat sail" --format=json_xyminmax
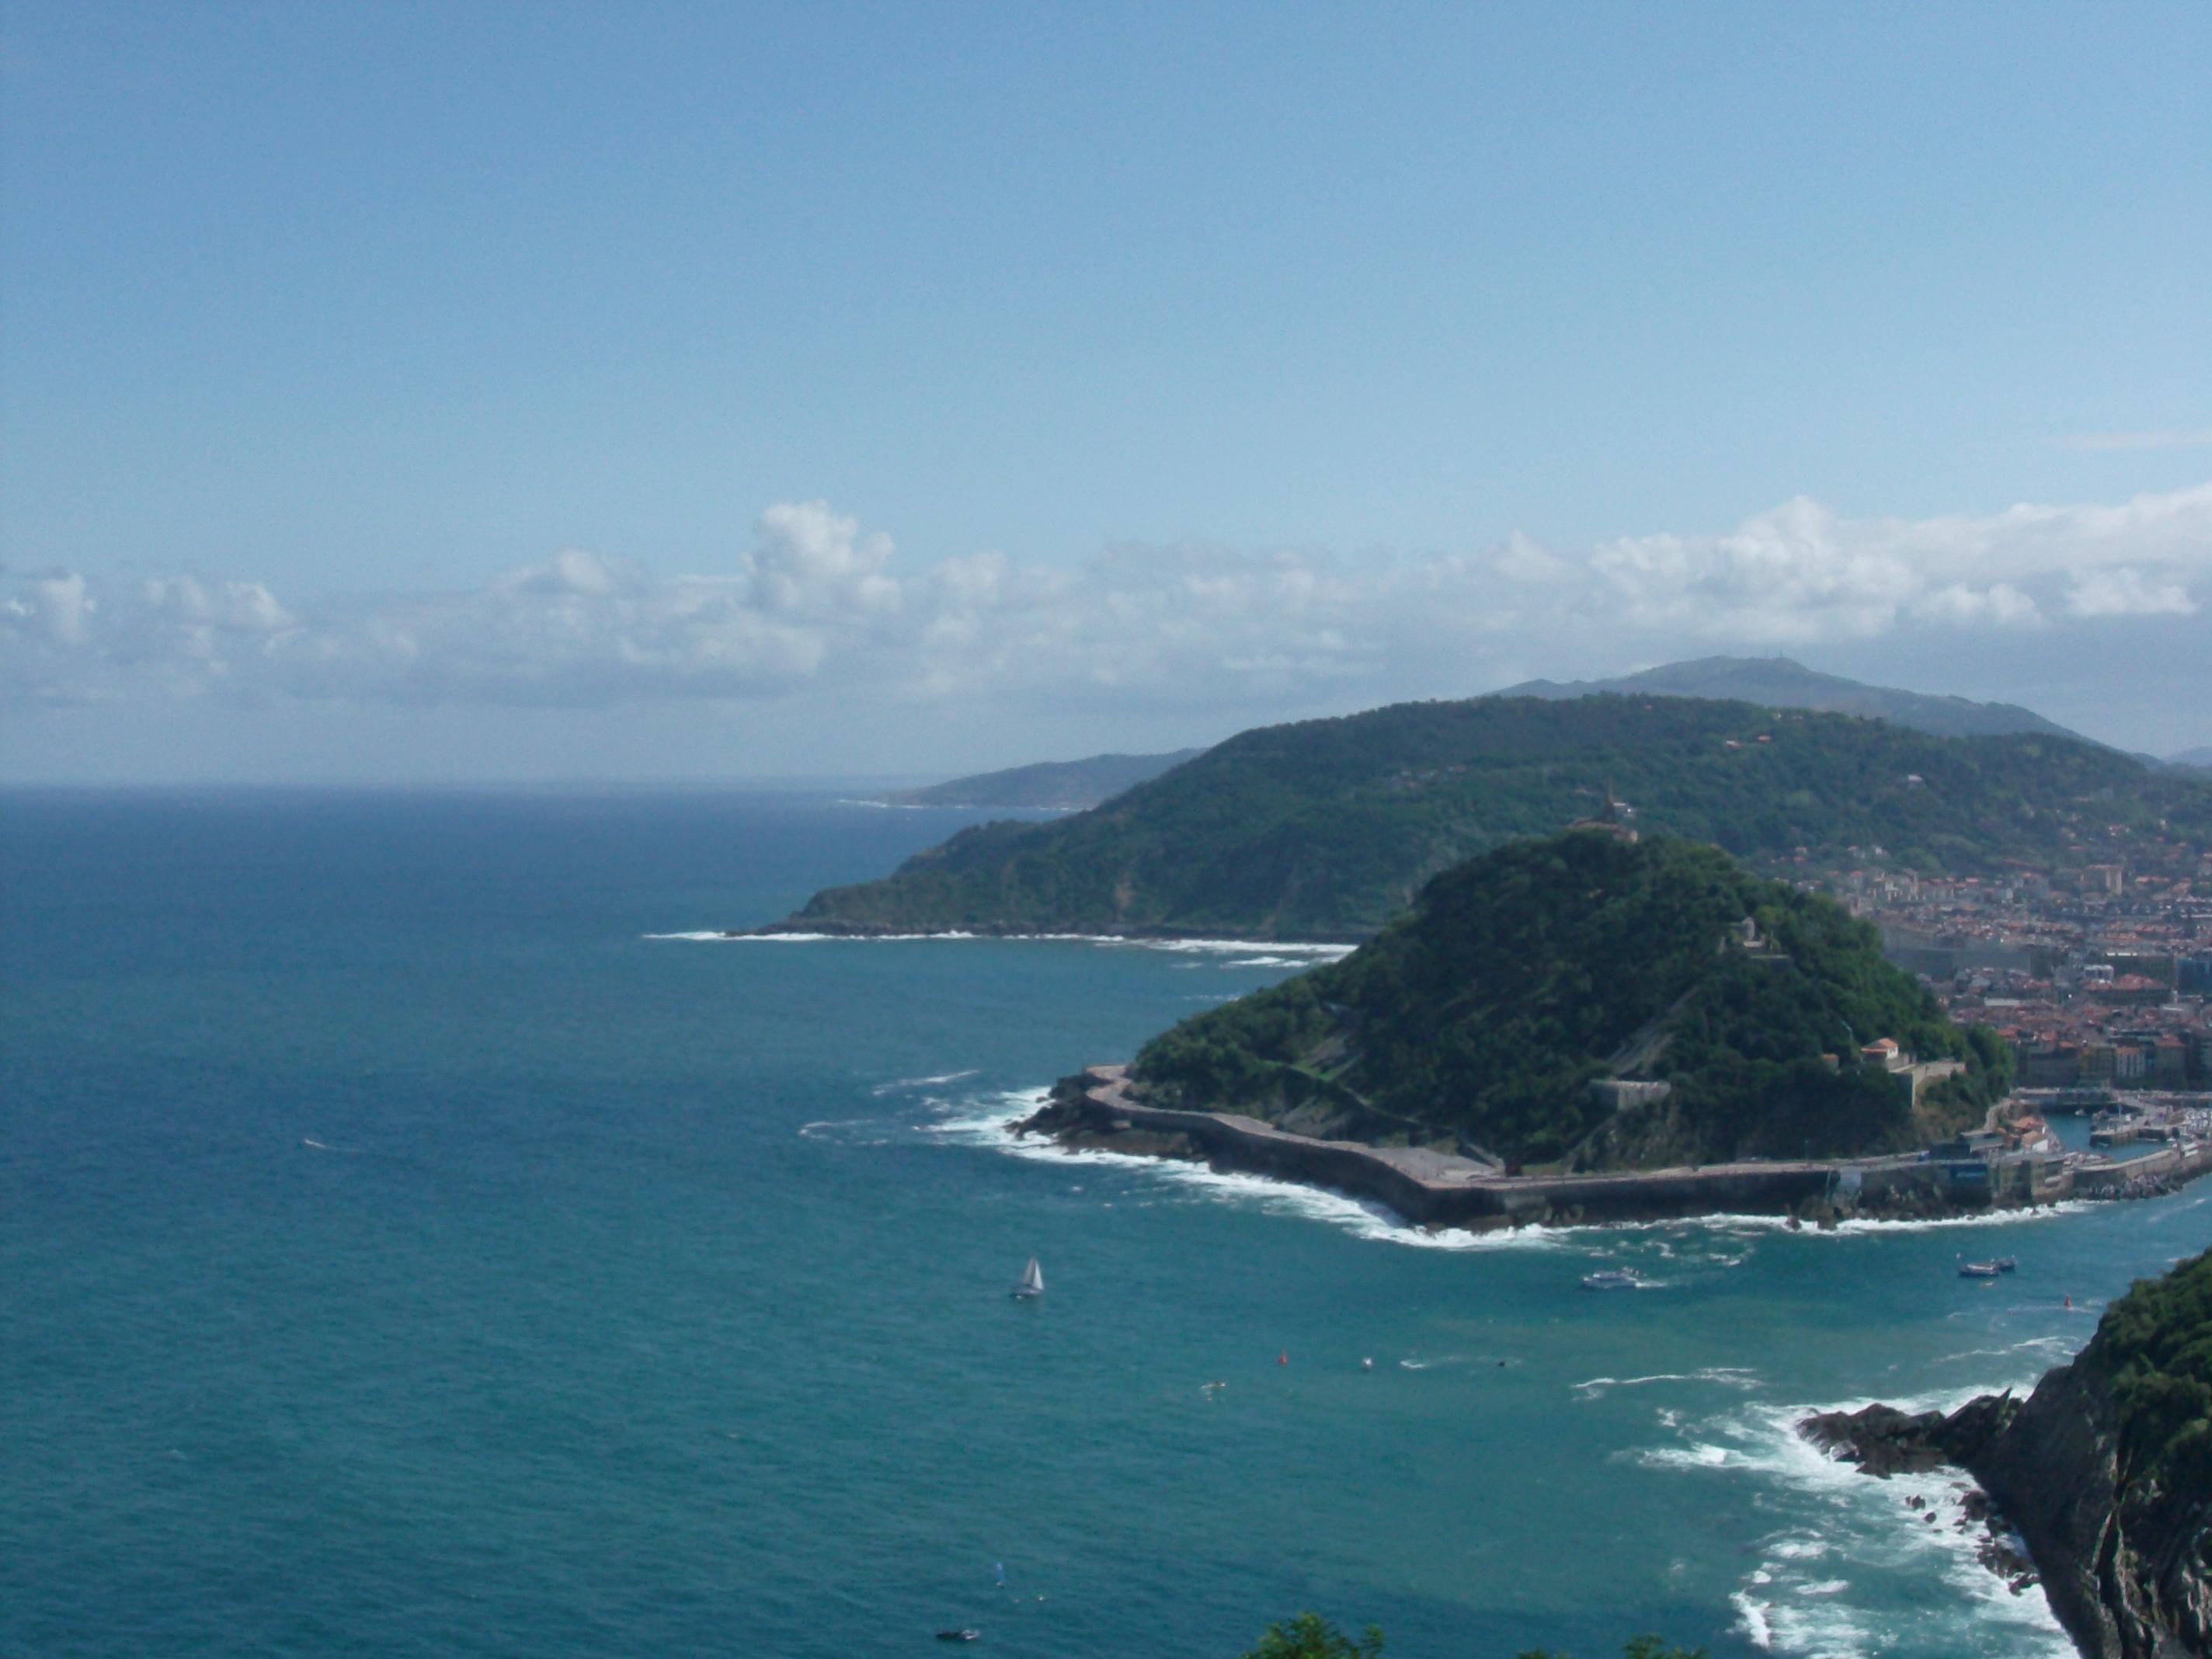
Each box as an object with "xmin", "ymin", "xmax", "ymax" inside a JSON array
[{"xmin": 1012, "ymin": 1256, "xmax": 1044, "ymax": 1299}]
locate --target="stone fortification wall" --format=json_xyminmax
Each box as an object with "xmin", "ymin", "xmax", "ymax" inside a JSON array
[{"xmin": 1063, "ymin": 1069, "xmax": 1847, "ymax": 1228}]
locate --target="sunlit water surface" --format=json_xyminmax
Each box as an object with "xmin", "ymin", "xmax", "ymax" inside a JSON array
[{"xmin": 5, "ymin": 790, "xmax": 2203, "ymax": 1657}]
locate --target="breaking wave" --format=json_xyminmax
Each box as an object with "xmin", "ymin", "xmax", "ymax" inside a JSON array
[
  {"xmin": 871, "ymin": 1069, "xmax": 982, "ymax": 1095},
  {"xmin": 642, "ymin": 930, "xmax": 1355, "ymax": 962},
  {"xmin": 1572, "ymin": 1367, "xmax": 1762, "ymax": 1396},
  {"xmin": 921, "ymin": 1089, "xmax": 1563, "ymax": 1251},
  {"xmin": 1639, "ymin": 1391, "xmax": 2072, "ymax": 1659}
]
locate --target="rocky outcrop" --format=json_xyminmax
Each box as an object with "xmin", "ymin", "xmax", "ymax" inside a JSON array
[
  {"xmin": 1970, "ymin": 1340, "xmax": 2210, "ymax": 1659},
  {"xmin": 1801, "ymin": 1274, "xmax": 2212, "ymax": 1659},
  {"xmin": 1800, "ymin": 1394, "xmax": 2018, "ymax": 1479}
]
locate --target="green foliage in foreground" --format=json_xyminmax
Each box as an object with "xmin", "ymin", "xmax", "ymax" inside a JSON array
[
  {"xmin": 1239, "ymin": 1612, "xmax": 1383, "ymax": 1659},
  {"xmin": 784, "ymin": 694, "xmax": 2212, "ymax": 940},
  {"xmin": 1233, "ymin": 1616, "xmax": 1705, "ymax": 1659},
  {"xmin": 2099, "ymin": 1246, "xmax": 2212, "ymax": 1511},
  {"xmin": 1133, "ymin": 832, "xmax": 2009, "ymax": 1168}
]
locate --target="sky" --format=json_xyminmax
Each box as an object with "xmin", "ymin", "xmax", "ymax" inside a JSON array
[{"xmin": 2, "ymin": 1, "xmax": 2207, "ymax": 783}]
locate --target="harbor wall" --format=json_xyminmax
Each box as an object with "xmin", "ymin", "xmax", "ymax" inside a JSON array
[
  {"xmin": 1040, "ymin": 1068, "xmax": 2163, "ymax": 1228},
  {"xmin": 2072, "ymin": 1137, "xmax": 2212, "ymax": 1197},
  {"xmin": 1060, "ymin": 1070, "xmax": 1849, "ymax": 1228}
]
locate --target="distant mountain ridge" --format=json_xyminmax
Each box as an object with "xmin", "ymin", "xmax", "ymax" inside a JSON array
[
  {"xmin": 1499, "ymin": 656, "xmax": 2083, "ymax": 742},
  {"xmin": 873, "ymin": 750, "xmax": 1202, "ymax": 810},
  {"xmin": 2172, "ymin": 746, "xmax": 2212, "ymax": 771},
  {"xmin": 761, "ymin": 694, "xmax": 2212, "ymax": 941}
]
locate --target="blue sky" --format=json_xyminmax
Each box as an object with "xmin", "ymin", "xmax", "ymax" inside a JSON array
[{"xmin": 3, "ymin": 2, "xmax": 2207, "ymax": 781}]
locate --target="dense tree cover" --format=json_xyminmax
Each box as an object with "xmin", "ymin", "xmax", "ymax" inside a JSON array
[
  {"xmin": 781, "ymin": 695, "xmax": 2212, "ymax": 940},
  {"xmin": 2098, "ymin": 1246, "xmax": 2212, "ymax": 1515},
  {"xmin": 1502, "ymin": 654, "xmax": 2078, "ymax": 740},
  {"xmin": 1130, "ymin": 832, "xmax": 2007, "ymax": 1169}
]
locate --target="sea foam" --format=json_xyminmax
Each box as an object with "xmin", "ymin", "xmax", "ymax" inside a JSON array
[{"xmin": 1642, "ymin": 1393, "xmax": 2073, "ymax": 1659}]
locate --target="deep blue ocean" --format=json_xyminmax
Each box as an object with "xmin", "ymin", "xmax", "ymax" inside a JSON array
[{"xmin": 5, "ymin": 790, "xmax": 2206, "ymax": 1659}]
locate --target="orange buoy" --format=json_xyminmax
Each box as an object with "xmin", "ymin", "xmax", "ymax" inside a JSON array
[{"xmin": 1278, "ymin": 1351, "xmax": 1288, "ymax": 1365}]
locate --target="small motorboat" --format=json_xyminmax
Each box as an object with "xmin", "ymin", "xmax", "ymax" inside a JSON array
[
  {"xmin": 1581, "ymin": 1269, "xmax": 1641, "ymax": 1291},
  {"xmin": 935, "ymin": 1631, "xmax": 980, "ymax": 1643},
  {"xmin": 1959, "ymin": 1260, "xmax": 2005, "ymax": 1278}
]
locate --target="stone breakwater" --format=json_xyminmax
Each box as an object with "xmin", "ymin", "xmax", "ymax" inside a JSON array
[{"xmin": 1016, "ymin": 1066, "xmax": 2012, "ymax": 1229}]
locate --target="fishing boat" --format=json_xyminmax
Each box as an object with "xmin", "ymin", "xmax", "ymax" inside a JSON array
[
  {"xmin": 1958, "ymin": 1257, "xmax": 2017, "ymax": 1278},
  {"xmin": 1011, "ymin": 1256, "xmax": 1044, "ymax": 1299},
  {"xmin": 1580, "ymin": 1268, "xmax": 1641, "ymax": 1291}
]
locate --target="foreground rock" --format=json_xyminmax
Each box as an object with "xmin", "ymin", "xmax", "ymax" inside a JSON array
[{"xmin": 1802, "ymin": 1249, "xmax": 2212, "ymax": 1658}]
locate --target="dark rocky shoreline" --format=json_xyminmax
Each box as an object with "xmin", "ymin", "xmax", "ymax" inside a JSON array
[{"xmin": 1801, "ymin": 1352, "xmax": 2210, "ymax": 1657}]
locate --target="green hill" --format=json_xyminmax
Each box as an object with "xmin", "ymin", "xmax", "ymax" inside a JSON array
[
  {"xmin": 767, "ymin": 695, "xmax": 2212, "ymax": 940},
  {"xmin": 873, "ymin": 749, "xmax": 1202, "ymax": 810},
  {"xmin": 1127, "ymin": 831, "xmax": 2012, "ymax": 1170},
  {"xmin": 1501, "ymin": 655, "xmax": 2084, "ymax": 741}
]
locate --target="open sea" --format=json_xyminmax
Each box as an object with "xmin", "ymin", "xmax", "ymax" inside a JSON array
[{"xmin": 5, "ymin": 788, "xmax": 2206, "ymax": 1659}]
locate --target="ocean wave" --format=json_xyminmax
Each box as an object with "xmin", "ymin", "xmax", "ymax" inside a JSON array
[
  {"xmin": 1573, "ymin": 1367, "xmax": 1762, "ymax": 1396},
  {"xmin": 642, "ymin": 930, "xmax": 1357, "ymax": 958},
  {"xmin": 1120, "ymin": 937, "xmax": 1355, "ymax": 960},
  {"xmin": 1932, "ymin": 1336, "xmax": 2074, "ymax": 1366},
  {"xmin": 923, "ymin": 1091, "xmax": 1563, "ymax": 1251},
  {"xmin": 1636, "ymin": 1202, "xmax": 2095, "ymax": 1240},
  {"xmin": 1641, "ymin": 1396, "xmax": 2072, "ymax": 1659},
  {"xmin": 1395, "ymin": 1353, "xmax": 1517, "ymax": 1372},
  {"xmin": 871, "ymin": 1069, "xmax": 982, "ymax": 1095},
  {"xmin": 300, "ymin": 1136, "xmax": 362, "ymax": 1154},
  {"xmin": 644, "ymin": 930, "xmax": 985, "ymax": 942},
  {"xmin": 797, "ymin": 1118, "xmax": 898, "ymax": 1144}
]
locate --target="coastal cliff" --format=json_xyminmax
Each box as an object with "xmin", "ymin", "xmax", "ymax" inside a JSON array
[{"xmin": 1805, "ymin": 1247, "xmax": 2212, "ymax": 1658}]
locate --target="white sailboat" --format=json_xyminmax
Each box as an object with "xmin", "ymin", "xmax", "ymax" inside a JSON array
[{"xmin": 1011, "ymin": 1255, "xmax": 1044, "ymax": 1299}]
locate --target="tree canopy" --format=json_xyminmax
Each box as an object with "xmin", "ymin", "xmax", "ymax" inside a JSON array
[
  {"xmin": 777, "ymin": 694, "xmax": 2212, "ymax": 940},
  {"xmin": 1130, "ymin": 831, "xmax": 2009, "ymax": 1168}
]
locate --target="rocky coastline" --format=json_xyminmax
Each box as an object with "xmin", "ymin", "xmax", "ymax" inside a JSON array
[{"xmin": 1801, "ymin": 1332, "xmax": 2210, "ymax": 1657}]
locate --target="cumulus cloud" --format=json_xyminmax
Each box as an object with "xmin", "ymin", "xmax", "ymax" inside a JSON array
[
  {"xmin": 2065, "ymin": 565, "xmax": 2199, "ymax": 618},
  {"xmin": 5, "ymin": 483, "xmax": 2207, "ymax": 716}
]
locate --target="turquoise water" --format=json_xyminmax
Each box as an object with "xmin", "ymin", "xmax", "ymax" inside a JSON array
[{"xmin": 5, "ymin": 791, "xmax": 2206, "ymax": 1658}]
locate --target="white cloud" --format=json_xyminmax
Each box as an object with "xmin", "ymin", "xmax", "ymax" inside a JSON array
[
  {"xmin": 2065, "ymin": 565, "xmax": 2199, "ymax": 618},
  {"xmin": 5, "ymin": 482, "xmax": 2206, "ymax": 717}
]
